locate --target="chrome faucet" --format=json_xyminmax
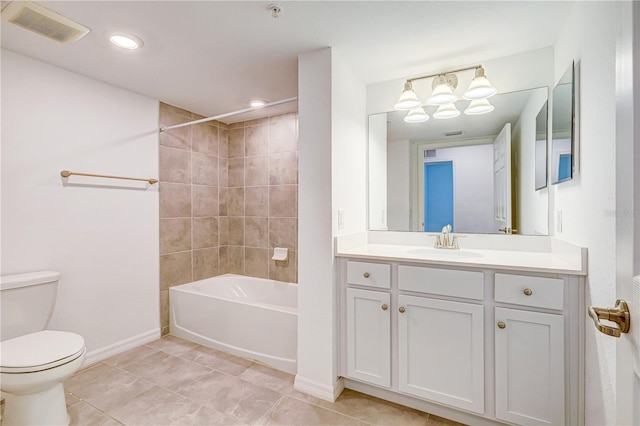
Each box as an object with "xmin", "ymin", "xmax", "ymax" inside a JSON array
[{"xmin": 434, "ymin": 224, "xmax": 459, "ymax": 249}]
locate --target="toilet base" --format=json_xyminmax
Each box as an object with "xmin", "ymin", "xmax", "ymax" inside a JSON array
[{"xmin": 2, "ymin": 383, "xmax": 70, "ymax": 426}]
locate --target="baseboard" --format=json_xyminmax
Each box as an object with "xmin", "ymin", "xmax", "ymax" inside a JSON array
[
  {"xmin": 82, "ymin": 328, "xmax": 160, "ymax": 367},
  {"xmin": 294, "ymin": 375, "xmax": 344, "ymax": 402}
]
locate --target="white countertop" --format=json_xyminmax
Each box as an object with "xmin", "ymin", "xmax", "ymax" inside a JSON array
[{"xmin": 336, "ymin": 243, "xmax": 587, "ymax": 275}]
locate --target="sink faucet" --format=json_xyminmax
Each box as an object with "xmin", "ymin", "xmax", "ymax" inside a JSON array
[{"xmin": 434, "ymin": 224, "xmax": 459, "ymax": 249}]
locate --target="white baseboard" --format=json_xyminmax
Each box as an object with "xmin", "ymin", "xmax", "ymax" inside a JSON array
[
  {"xmin": 294, "ymin": 375, "xmax": 344, "ymax": 402},
  {"xmin": 82, "ymin": 328, "xmax": 160, "ymax": 367}
]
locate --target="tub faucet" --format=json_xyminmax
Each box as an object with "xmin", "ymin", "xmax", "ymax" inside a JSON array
[{"xmin": 434, "ymin": 224, "xmax": 459, "ymax": 249}]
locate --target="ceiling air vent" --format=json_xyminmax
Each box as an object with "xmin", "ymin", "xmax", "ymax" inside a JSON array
[
  {"xmin": 443, "ymin": 130, "xmax": 464, "ymax": 137},
  {"xmin": 2, "ymin": 1, "xmax": 90, "ymax": 43}
]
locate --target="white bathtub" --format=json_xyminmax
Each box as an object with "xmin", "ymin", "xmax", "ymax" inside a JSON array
[{"xmin": 169, "ymin": 274, "xmax": 297, "ymax": 374}]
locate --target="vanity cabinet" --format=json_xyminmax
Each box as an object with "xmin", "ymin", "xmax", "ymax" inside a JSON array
[{"xmin": 339, "ymin": 259, "xmax": 584, "ymax": 426}]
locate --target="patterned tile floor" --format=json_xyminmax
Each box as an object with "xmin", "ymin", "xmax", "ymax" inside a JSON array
[{"xmin": 3, "ymin": 335, "xmax": 465, "ymax": 425}]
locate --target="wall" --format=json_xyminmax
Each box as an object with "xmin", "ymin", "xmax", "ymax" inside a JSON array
[
  {"xmin": 158, "ymin": 103, "xmax": 227, "ymax": 335},
  {"xmin": 512, "ymin": 88, "xmax": 549, "ymax": 235},
  {"xmin": 368, "ymin": 114, "xmax": 388, "ymax": 230},
  {"xmin": 551, "ymin": 2, "xmax": 618, "ymax": 424},
  {"xmin": 1, "ymin": 50, "xmax": 160, "ymax": 362}
]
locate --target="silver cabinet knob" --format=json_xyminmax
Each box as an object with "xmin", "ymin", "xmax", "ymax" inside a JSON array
[
  {"xmin": 523, "ymin": 288, "xmax": 533, "ymax": 296},
  {"xmin": 363, "ymin": 272, "xmax": 370, "ymax": 278},
  {"xmin": 399, "ymin": 307, "xmax": 406, "ymax": 313},
  {"xmin": 381, "ymin": 304, "xmax": 388, "ymax": 311},
  {"xmin": 497, "ymin": 322, "xmax": 506, "ymax": 329}
]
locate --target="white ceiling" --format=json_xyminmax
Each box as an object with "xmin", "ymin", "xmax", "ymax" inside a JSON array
[{"xmin": 1, "ymin": 1, "xmax": 574, "ymax": 123}]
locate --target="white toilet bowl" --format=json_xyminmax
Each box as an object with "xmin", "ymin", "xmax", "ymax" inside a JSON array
[{"xmin": 0, "ymin": 330, "xmax": 86, "ymax": 426}]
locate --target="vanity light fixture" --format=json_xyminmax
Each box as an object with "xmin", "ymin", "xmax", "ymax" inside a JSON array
[
  {"xmin": 433, "ymin": 103, "xmax": 461, "ymax": 119},
  {"xmin": 464, "ymin": 99, "xmax": 495, "ymax": 115},
  {"xmin": 394, "ymin": 65, "xmax": 497, "ymax": 122},
  {"xmin": 108, "ymin": 33, "xmax": 143, "ymax": 50},
  {"xmin": 403, "ymin": 107, "xmax": 429, "ymax": 123},
  {"xmin": 249, "ymin": 99, "xmax": 267, "ymax": 108}
]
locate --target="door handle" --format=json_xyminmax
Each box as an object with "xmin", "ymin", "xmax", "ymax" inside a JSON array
[
  {"xmin": 498, "ymin": 227, "xmax": 518, "ymax": 234},
  {"xmin": 588, "ymin": 299, "xmax": 630, "ymax": 338}
]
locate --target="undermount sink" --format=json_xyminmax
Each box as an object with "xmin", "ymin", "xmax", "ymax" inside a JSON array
[{"xmin": 405, "ymin": 248, "xmax": 484, "ymax": 259}]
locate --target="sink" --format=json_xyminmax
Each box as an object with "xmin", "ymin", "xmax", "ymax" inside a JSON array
[{"xmin": 405, "ymin": 248, "xmax": 484, "ymax": 259}]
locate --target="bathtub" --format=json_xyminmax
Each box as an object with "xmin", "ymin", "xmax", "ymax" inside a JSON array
[{"xmin": 169, "ymin": 274, "xmax": 297, "ymax": 374}]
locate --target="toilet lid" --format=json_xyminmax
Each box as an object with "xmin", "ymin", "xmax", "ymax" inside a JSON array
[{"xmin": 0, "ymin": 330, "xmax": 85, "ymax": 373}]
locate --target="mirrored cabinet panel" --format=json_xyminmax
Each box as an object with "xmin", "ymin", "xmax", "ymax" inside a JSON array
[{"xmin": 551, "ymin": 62, "xmax": 575, "ymax": 185}]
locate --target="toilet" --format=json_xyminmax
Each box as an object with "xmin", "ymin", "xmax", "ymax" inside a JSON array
[{"xmin": 0, "ymin": 271, "xmax": 86, "ymax": 426}]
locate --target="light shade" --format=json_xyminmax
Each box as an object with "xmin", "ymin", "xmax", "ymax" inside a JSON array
[
  {"xmin": 404, "ymin": 107, "xmax": 429, "ymax": 123},
  {"xmin": 464, "ymin": 67, "xmax": 497, "ymax": 100},
  {"xmin": 394, "ymin": 81, "xmax": 422, "ymax": 110},
  {"xmin": 433, "ymin": 103, "xmax": 460, "ymax": 119},
  {"xmin": 428, "ymin": 75, "xmax": 458, "ymax": 105},
  {"xmin": 109, "ymin": 33, "xmax": 143, "ymax": 50},
  {"xmin": 464, "ymin": 99, "xmax": 495, "ymax": 115},
  {"xmin": 249, "ymin": 99, "xmax": 266, "ymax": 107}
]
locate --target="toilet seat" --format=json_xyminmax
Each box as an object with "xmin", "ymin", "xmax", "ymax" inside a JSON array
[{"xmin": 1, "ymin": 330, "xmax": 85, "ymax": 373}]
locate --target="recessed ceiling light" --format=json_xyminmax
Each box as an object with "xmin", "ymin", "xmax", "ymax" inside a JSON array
[
  {"xmin": 249, "ymin": 99, "xmax": 266, "ymax": 108},
  {"xmin": 108, "ymin": 33, "xmax": 143, "ymax": 50}
]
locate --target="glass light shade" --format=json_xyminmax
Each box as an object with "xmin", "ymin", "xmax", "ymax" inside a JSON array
[
  {"xmin": 464, "ymin": 99, "xmax": 495, "ymax": 115},
  {"xmin": 109, "ymin": 34, "xmax": 143, "ymax": 49},
  {"xmin": 394, "ymin": 82, "xmax": 422, "ymax": 110},
  {"xmin": 404, "ymin": 107, "xmax": 429, "ymax": 123},
  {"xmin": 433, "ymin": 103, "xmax": 461, "ymax": 119},
  {"xmin": 464, "ymin": 67, "xmax": 497, "ymax": 100},
  {"xmin": 428, "ymin": 80, "xmax": 457, "ymax": 105}
]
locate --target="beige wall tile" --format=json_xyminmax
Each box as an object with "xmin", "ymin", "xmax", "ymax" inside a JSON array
[
  {"xmin": 245, "ymin": 156, "xmax": 268, "ymax": 187},
  {"xmin": 159, "ymin": 146, "xmax": 191, "ymax": 184},
  {"xmin": 269, "ymin": 152, "xmax": 298, "ymax": 185},
  {"xmin": 193, "ymin": 217, "xmax": 218, "ymax": 249},
  {"xmin": 245, "ymin": 186, "xmax": 268, "ymax": 216},
  {"xmin": 219, "ymin": 128, "xmax": 229, "ymax": 158},
  {"xmin": 269, "ymin": 249, "xmax": 297, "ymax": 283},
  {"xmin": 160, "ymin": 103, "xmax": 193, "ymax": 119},
  {"xmin": 192, "ymin": 123, "xmax": 219, "ymax": 156},
  {"xmin": 245, "ymin": 125, "xmax": 268, "ymax": 156},
  {"xmin": 269, "ymin": 218, "xmax": 297, "ymax": 249},
  {"xmin": 219, "ymin": 246, "xmax": 229, "ymax": 274},
  {"xmin": 192, "ymin": 153, "xmax": 218, "ymax": 186},
  {"xmin": 269, "ymin": 114, "xmax": 297, "ymax": 154},
  {"xmin": 160, "ymin": 183, "xmax": 191, "ymax": 218},
  {"xmin": 245, "ymin": 217, "xmax": 268, "ymax": 248},
  {"xmin": 159, "ymin": 111, "xmax": 192, "ymax": 150},
  {"xmin": 192, "ymin": 185, "xmax": 218, "ymax": 217},
  {"xmin": 160, "ymin": 290, "xmax": 169, "ymax": 330},
  {"xmin": 228, "ymin": 217, "xmax": 244, "ymax": 245},
  {"xmin": 160, "ymin": 251, "xmax": 192, "ymax": 290},
  {"xmin": 193, "ymin": 248, "xmax": 220, "ymax": 280},
  {"xmin": 160, "ymin": 218, "xmax": 191, "ymax": 254},
  {"xmin": 228, "ymin": 128, "xmax": 245, "ymax": 158},
  {"xmin": 245, "ymin": 117, "xmax": 269, "ymax": 127},
  {"xmin": 219, "ymin": 187, "xmax": 228, "ymax": 216},
  {"xmin": 227, "ymin": 246, "xmax": 245, "ymax": 274},
  {"xmin": 228, "ymin": 188, "xmax": 245, "ymax": 216},
  {"xmin": 219, "ymin": 158, "xmax": 228, "ymax": 187},
  {"xmin": 245, "ymin": 248, "xmax": 269, "ymax": 279},
  {"xmin": 228, "ymin": 157, "xmax": 245, "ymax": 187},
  {"xmin": 269, "ymin": 185, "xmax": 297, "ymax": 217},
  {"xmin": 229, "ymin": 121, "xmax": 244, "ymax": 130},
  {"xmin": 218, "ymin": 217, "xmax": 229, "ymax": 246}
]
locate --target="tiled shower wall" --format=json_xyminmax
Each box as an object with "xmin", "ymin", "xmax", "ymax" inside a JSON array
[{"xmin": 158, "ymin": 103, "xmax": 298, "ymax": 335}]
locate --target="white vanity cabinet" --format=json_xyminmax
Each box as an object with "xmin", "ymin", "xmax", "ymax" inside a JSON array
[{"xmin": 339, "ymin": 259, "xmax": 585, "ymax": 426}]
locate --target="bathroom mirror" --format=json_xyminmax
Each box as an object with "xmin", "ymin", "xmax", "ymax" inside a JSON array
[
  {"xmin": 368, "ymin": 87, "xmax": 549, "ymax": 235},
  {"xmin": 535, "ymin": 101, "xmax": 548, "ymax": 190},
  {"xmin": 551, "ymin": 63, "xmax": 575, "ymax": 184}
]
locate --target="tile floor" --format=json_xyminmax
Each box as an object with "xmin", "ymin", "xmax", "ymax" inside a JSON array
[{"xmin": 5, "ymin": 336, "xmax": 466, "ymax": 425}]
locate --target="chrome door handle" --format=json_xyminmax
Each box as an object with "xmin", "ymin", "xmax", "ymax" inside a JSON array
[{"xmin": 588, "ymin": 299, "xmax": 630, "ymax": 338}]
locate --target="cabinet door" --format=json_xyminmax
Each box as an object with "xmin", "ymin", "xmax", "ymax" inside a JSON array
[
  {"xmin": 398, "ymin": 295, "xmax": 484, "ymax": 414},
  {"xmin": 346, "ymin": 288, "xmax": 391, "ymax": 387},
  {"xmin": 495, "ymin": 307, "xmax": 565, "ymax": 425}
]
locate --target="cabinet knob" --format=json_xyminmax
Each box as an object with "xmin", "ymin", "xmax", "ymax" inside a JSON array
[
  {"xmin": 381, "ymin": 304, "xmax": 388, "ymax": 311},
  {"xmin": 363, "ymin": 272, "xmax": 370, "ymax": 278},
  {"xmin": 399, "ymin": 307, "xmax": 406, "ymax": 313},
  {"xmin": 497, "ymin": 321, "xmax": 506, "ymax": 329},
  {"xmin": 523, "ymin": 288, "xmax": 533, "ymax": 296}
]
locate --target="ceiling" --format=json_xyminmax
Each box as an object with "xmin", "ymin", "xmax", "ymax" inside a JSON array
[{"xmin": 1, "ymin": 1, "xmax": 574, "ymax": 123}]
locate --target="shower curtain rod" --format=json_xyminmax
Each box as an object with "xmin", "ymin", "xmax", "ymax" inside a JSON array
[{"xmin": 159, "ymin": 96, "xmax": 298, "ymax": 132}]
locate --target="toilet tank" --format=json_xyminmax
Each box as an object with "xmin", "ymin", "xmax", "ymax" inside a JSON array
[{"xmin": 0, "ymin": 271, "xmax": 60, "ymax": 341}]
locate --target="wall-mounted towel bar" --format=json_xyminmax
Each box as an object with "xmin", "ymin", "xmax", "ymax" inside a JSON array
[{"xmin": 60, "ymin": 170, "xmax": 158, "ymax": 185}]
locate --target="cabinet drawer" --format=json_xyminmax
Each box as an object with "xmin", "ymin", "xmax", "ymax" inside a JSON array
[
  {"xmin": 347, "ymin": 261, "xmax": 391, "ymax": 289},
  {"xmin": 398, "ymin": 265, "xmax": 484, "ymax": 300},
  {"xmin": 495, "ymin": 274, "xmax": 564, "ymax": 310}
]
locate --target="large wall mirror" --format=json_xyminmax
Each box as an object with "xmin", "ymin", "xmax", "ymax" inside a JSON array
[
  {"xmin": 551, "ymin": 62, "xmax": 575, "ymax": 184},
  {"xmin": 368, "ymin": 87, "xmax": 549, "ymax": 235}
]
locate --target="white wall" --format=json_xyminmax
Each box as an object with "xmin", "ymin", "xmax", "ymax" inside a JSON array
[
  {"xmin": 512, "ymin": 88, "xmax": 549, "ymax": 235},
  {"xmin": 551, "ymin": 3, "xmax": 618, "ymax": 425},
  {"xmin": 1, "ymin": 50, "xmax": 160, "ymax": 362},
  {"xmin": 368, "ymin": 114, "xmax": 388, "ymax": 230},
  {"xmin": 387, "ymin": 139, "xmax": 410, "ymax": 230}
]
